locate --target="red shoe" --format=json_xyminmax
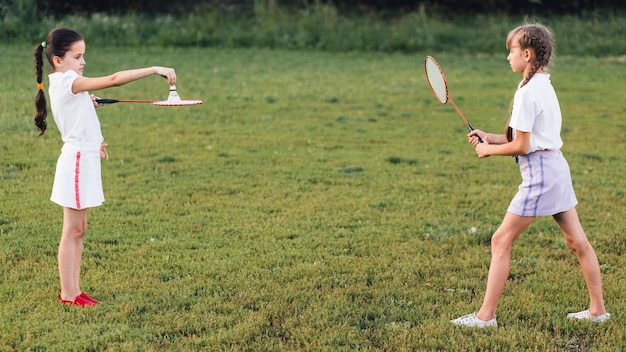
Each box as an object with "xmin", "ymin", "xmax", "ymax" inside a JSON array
[
  {"xmin": 58, "ymin": 294, "xmax": 98, "ymax": 307},
  {"xmin": 79, "ymin": 292, "xmax": 99, "ymax": 304}
]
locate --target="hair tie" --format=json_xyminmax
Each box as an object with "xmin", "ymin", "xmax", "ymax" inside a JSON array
[
  {"xmin": 37, "ymin": 82, "xmax": 43, "ymax": 90},
  {"xmin": 41, "ymin": 41, "xmax": 46, "ymax": 48}
]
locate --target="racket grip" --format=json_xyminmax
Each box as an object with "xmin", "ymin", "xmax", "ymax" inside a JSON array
[
  {"xmin": 467, "ymin": 123, "xmax": 483, "ymax": 144},
  {"xmin": 95, "ymin": 98, "xmax": 119, "ymax": 104}
]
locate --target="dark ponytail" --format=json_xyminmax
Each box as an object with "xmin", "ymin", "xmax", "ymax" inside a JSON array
[
  {"xmin": 33, "ymin": 28, "xmax": 84, "ymax": 136},
  {"xmin": 34, "ymin": 42, "xmax": 47, "ymax": 135}
]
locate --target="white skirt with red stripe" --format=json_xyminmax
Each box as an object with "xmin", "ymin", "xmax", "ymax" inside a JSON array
[{"xmin": 50, "ymin": 143, "xmax": 105, "ymax": 210}]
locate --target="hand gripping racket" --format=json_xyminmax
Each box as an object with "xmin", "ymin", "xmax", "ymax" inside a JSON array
[
  {"xmin": 424, "ymin": 56, "xmax": 482, "ymax": 143},
  {"xmin": 96, "ymin": 85, "xmax": 203, "ymax": 106}
]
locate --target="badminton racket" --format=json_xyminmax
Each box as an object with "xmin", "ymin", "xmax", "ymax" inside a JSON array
[
  {"xmin": 424, "ymin": 56, "xmax": 482, "ymax": 143},
  {"xmin": 96, "ymin": 85, "xmax": 203, "ymax": 106}
]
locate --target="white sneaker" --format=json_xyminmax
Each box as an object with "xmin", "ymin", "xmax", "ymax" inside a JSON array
[
  {"xmin": 451, "ymin": 312, "xmax": 497, "ymax": 328},
  {"xmin": 567, "ymin": 310, "xmax": 611, "ymax": 323}
]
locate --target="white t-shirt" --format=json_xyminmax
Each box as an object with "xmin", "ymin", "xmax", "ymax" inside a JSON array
[
  {"xmin": 509, "ymin": 73, "xmax": 563, "ymax": 153},
  {"xmin": 48, "ymin": 70, "xmax": 103, "ymax": 147}
]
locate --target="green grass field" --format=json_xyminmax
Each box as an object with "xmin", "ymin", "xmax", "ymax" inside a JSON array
[{"xmin": 1, "ymin": 44, "xmax": 625, "ymax": 350}]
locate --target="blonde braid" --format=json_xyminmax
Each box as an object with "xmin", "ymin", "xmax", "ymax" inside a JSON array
[{"xmin": 519, "ymin": 31, "xmax": 548, "ymax": 88}]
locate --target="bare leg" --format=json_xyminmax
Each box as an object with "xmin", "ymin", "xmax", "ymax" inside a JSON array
[
  {"xmin": 58, "ymin": 207, "xmax": 88, "ymax": 300},
  {"xmin": 553, "ymin": 207, "xmax": 606, "ymax": 316},
  {"xmin": 476, "ymin": 212, "xmax": 535, "ymax": 321}
]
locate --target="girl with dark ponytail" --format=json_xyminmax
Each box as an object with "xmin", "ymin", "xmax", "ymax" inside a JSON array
[
  {"xmin": 450, "ymin": 23, "xmax": 610, "ymax": 327},
  {"xmin": 36, "ymin": 27, "xmax": 177, "ymax": 308}
]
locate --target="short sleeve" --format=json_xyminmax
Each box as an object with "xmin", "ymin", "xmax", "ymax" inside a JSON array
[{"xmin": 509, "ymin": 89, "xmax": 538, "ymax": 133}]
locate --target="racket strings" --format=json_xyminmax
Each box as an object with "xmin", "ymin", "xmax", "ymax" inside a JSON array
[{"xmin": 424, "ymin": 58, "xmax": 448, "ymax": 104}]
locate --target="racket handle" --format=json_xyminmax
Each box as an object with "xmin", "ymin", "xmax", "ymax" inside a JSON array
[
  {"xmin": 95, "ymin": 98, "xmax": 119, "ymax": 104},
  {"xmin": 467, "ymin": 123, "xmax": 484, "ymax": 144}
]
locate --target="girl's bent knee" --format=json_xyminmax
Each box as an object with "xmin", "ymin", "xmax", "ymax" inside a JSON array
[{"xmin": 566, "ymin": 238, "xmax": 593, "ymax": 254}]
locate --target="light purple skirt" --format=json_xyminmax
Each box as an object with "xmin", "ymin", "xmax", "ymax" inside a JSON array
[{"xmin": 508, "ymin": 150, "xmax": 578, "ymax": 217}]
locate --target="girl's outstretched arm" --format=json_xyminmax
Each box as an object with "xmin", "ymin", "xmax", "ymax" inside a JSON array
[{"xmin": 71, "ymin": 66, "xmax": 176, "ymax": 94}]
